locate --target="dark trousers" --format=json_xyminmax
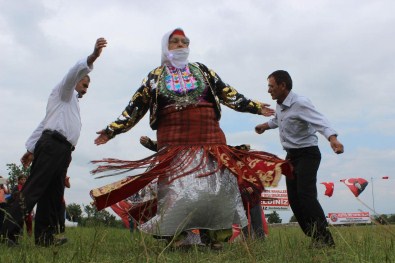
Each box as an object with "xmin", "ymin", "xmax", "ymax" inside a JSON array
[
  {"xmin": 285, "ymin": 146, "xmax": 334, "ymax": 244},
  {"xmin": 58, "ymin": 201, "xmax": 66, "ymax": 234},
  {"xmin": 1, "ymin": 132, "xmax": 71, "ymax": 245},
  {"xmin": 24, "ymin": 212, "xmax": 33, "ymax": 236},
  {"xmin": 0, "ymin": 203, "xmax": 7, "ymax": 231},
  {"xmin": 242, "ymin": 204, "xmax": 265, "ymax": 239}
]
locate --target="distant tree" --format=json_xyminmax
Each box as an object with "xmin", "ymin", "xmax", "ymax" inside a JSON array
[
  {"xmin": 5, "ymin": 163, "xmax": 30, "ymax": 191},
  {"xmin": 66, "ymin": 203, "xmax": 83, "ymax": 223},
  {"xmin": 289, "ymin": 215, "xmax": 297, "ymax": 223},
  {"xmin": 82, "ymin": 203, "xmax": 118, "ymax": 227},
  {"xmin": 375, "ymin": 214, "xmax": 389, "ymax": 225},
  {"xmin": 267, "ymin": 211, "xmax": 282, "ymax": 224},
  {"xmin": 83, "ymin": 203, "xmax": 97, "ymax": 219},
  {"xmin": 387, "ymin": 214, "xmax": 395, "ymax": 223}
]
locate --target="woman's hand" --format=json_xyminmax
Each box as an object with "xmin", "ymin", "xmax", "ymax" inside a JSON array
[
  {"xmin": 94, "ymin": 130, "xmax": 110, "ymax": 145},
  {"xmin": 259, "ymin": 103, "xmax": 275, "ymax": 117}
]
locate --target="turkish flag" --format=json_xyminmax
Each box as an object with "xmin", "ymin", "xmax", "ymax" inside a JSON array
[
  {"xmin": 321, "ymin": 182, "xmax": 334, "ymax": 197},
  {"xmin": 110, "ymin": 200, "xmax": 133, "ymax": 228},
  {"xmin": 342, "ymin": 178, "xmax": 369, "ymax": 197}
]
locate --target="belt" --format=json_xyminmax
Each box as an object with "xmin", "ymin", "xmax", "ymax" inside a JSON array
[{"xmin": 43, "ymin": 130, "xmax": 75, "ymax": 151}]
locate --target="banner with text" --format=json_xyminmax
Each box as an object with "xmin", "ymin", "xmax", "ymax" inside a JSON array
[
  {"xmin": 261, "ymin": 189, "xmax": 290, "ymax": 211},
  {"xmin": 327, "ymin": 212, "xmax": 371, "ymax": 225}
]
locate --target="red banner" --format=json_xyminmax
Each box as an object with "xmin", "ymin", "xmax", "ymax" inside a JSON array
[
  {"xmin": 327, "ymin": 212, "xmax": 371, "ymax": 225},
  {"xmin": 261, "ymin": 189, "xmax": 290, "ymax": 211}
]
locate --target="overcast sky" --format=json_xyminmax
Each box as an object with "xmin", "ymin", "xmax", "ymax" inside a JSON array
[{"xmin": 1, "ymin": 0, "xmax": 394, "ymax": 222}]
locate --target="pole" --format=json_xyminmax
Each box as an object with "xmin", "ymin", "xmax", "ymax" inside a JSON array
[{"xmin": 371, "ymin": 177, "xmax": 375, "ymax": 213}]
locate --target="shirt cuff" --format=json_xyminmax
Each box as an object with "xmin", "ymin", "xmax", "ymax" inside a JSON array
[{"xmin": 267, "ymin": 120, "xmax": 277, "ymax": 129}]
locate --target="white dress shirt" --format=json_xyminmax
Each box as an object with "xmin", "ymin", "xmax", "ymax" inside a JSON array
[
  {"xmin": 267, "ymin": 91, "xmax": 337, "ymax": 150},
  {"xmin": 25, "ymin": 58, "xmax": 93, "ymax": 153}
]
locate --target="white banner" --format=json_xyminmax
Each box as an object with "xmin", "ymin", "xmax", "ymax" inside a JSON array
[
  {"xmin": 327, "ymin": 212, "xmax": 371, "ymax": 225},
  {"xmin": 261, "ymin": 189, "xmax": 290, "ymax": 211}
]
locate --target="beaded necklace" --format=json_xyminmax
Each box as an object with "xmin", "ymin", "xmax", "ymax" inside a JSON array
[
  {"xmin": 164, "ymin": 65, "xmax": 197, "ymax": 93},
  {"xmin": 160, "ymin": 64, "xmax": 206, "ymax": 109}
]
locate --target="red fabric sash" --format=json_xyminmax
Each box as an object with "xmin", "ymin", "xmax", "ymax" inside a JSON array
[
  {"xmin": 90, "ymin": 145, "xmax": 292, "ymax": 210},
  {"xmin": 90, "ymin": 103, "xmax": 292, "ymax": 210}
]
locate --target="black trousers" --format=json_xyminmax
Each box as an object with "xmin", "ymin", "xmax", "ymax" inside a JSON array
[
  {"xmin": 0, "ymin": 203, "xmax": 7, "ymax": 231},
  {"xmin": 1, "ymin": 132, "xmax": 71, "ymax": 245},
  {"xmin": 58, "ymin": 201, "xmax": 66, "ymax": 234},
  {"xmin": 285, "ymin": 146, "xmax": 334, "ymax": 244}
]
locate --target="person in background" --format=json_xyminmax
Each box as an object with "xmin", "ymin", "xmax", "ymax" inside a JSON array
[
  {"xmin": 255, "ymin": 70, "xmax": 344, "ymax": 248},
  {"xmin": 11, "ymin": 175, "xmax": 33, "ymax": 237},
  {"xmin": 0, "ymin": 176, "xmax": 9, "ymax": 231},
  {"xmin": 11, "ymin": 175, "xmax": 27, "ymax": 201},
  {"xmin": 1, "ymin": 38, "xmax": 107, "ymax": 247},
  {"xmin": 238, "ymin": 171, "xmax": 267, "ymax": 239},
  {"xmin": 58, "ymin": 175, "xmax": 70, "ymax": 234}
]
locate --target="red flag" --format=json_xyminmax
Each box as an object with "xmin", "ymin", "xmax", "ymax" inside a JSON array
[
  {"xmin": 261, "ymin": 209, "xmax": 269, "ymax": 236},
  {"xmin": 320, "ymin": 182, "xmax": 334, "ymax": 197},
  {"xmin": 229, "ymin": 224, "xmax": 242, "ymax": 243},
  {"xmin": 110, "ymin": 200, "xmax": 133, "ymax": 228},
  {"xmin": 342, "ymin": 178, "xmax": 369, "ymax": 197}
]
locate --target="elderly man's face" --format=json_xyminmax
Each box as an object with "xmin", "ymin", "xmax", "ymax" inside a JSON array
[
  {"xmin": 75, "ymin": 76, "xmax": 90, "ymax": 98},
  {"xmin": 168, "ymin": 35, "xmax": 189, "ymax": 50}
]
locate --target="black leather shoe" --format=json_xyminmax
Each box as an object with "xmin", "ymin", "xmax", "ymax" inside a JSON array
[
  {"xmin": 6, "ymin": 238, "xmax": 18, "ymax": 247},
  {"xmin": 54, "ymin": 237, "xmax": 68, "ymax": 246},
  {"xmin": 0, "ymin": 234, "xmax": 19, "ymax": 247},
  {"xmin": 0, "ymin": 237, "xmax": 18, "ymax": 247},
  {"xmin": 309, "ymin": 240, "xmax": 335, "ymax": 249},
  {"xmin": 36, "ymin": 237, "xmax": 68, "ymax": 247},
  {"xmin": 210, "ymin": 241, "xmax": 223, "ymax": 251}
]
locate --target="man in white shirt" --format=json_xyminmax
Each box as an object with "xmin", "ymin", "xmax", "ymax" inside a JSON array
[
  {"xmin": 1, "ymin": 38, "xmax": 107, "ymax": 247},
  {"xmin": 255, "ymin": 70, "xmax": 344, "ymax": 248}
]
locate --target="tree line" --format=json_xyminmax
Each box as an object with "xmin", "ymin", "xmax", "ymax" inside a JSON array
[
  {"xmin": 66, "ymin": 202, "xmax": 124, "ymax": 228},
  {"xmin": 4, "ymin": 163, "xmax": 395, "ymax": 228}
]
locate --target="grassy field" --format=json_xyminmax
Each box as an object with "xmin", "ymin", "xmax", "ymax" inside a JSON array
[{"xmin": 0, "ymin": 224, "xmax": 394, "ymax": 263}]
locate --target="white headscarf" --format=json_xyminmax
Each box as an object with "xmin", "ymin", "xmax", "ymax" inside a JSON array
[{"xmin": 161, "ymin": 28, "xmax": 190, "ymax": 69}]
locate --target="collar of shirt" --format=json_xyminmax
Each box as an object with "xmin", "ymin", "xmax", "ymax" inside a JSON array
[{"xmin": 277, "ymin": 90, "xmax": 295, "ymax": 111}]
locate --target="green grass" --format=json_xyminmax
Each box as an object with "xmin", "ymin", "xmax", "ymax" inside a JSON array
[{"xmin": 0, "ymin": 224, "xmax": 394, "ymax": 263}]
